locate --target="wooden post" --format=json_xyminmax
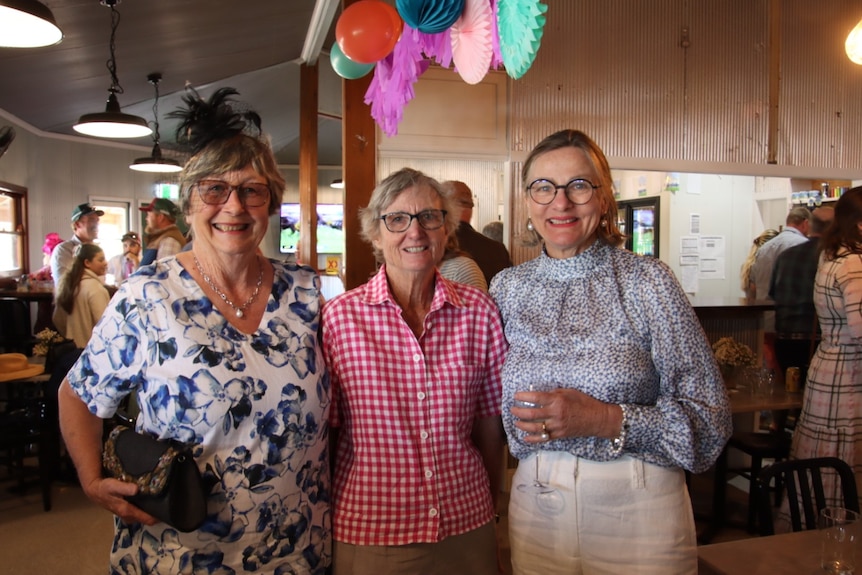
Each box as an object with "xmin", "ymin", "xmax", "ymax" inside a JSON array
[{"xmin": 299, "ymin": 62, "xmax": 319, "ymax": 269}]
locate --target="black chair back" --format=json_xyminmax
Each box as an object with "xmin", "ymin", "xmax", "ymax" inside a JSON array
[
  {"xmin": 756, "ymin": 456, "xmax": 860, "ymax": 536},
  {"xmin": 0, "ymin": 298, "xmax": 36, "ymax": 354}
]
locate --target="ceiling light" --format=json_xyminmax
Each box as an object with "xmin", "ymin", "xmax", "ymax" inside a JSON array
[
  {"xmin": 73, "ymin": 0, "xmax": 151, "ymax": 139},
  {"xmin": 330, "ymin": 178, "xmax": 344, "ymax": 189},
  {"xmin": 0, "ymin": 0, "xmax": 63, "ymax": 47},
  {"xmin": 846, "ymin": 17, "xmax": 862, "ymax": 65},
  {"xmin": 130, "ymin": 73, "xmax": 182, "ymax": 173}
]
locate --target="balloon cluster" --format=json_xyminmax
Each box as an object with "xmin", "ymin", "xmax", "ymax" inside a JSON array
[{"xmin": 332, "ymin": 0, "xmax": 548, "ymax": 137}]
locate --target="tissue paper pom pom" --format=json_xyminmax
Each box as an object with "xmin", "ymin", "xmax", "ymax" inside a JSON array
[
  {"xmin": 451, "ymin": 0, "xmax": 493, "ymax": 84},
  {"xmin": 396, "ymin": 0, "xmax": 466, "ymax": 34},
  {"xmin": 497, "ymin": 0, "xmax": 548, "ymax": 79}
]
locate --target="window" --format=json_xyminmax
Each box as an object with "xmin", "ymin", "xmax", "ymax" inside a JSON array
[{"xmin": 0, "ymin": 181, "xmax": 28, "ymax": 278}]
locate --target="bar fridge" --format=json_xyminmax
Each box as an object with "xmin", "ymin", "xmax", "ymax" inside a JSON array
[{"xmin": 616, "ymin": 197, "xmax": 660, "ymax": 258}]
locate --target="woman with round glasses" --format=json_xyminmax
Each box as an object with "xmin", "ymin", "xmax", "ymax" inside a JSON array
[
  {"xmin": 322, "ymin": 167, "xmax": 507, "ymax": 575},
  {"xmin": 489, "ymin": 129, "xmax": 731, "ymax": 574},
  {"xmin": 58, "ymin": 87, "xmax": 330, "ymax": 573}
]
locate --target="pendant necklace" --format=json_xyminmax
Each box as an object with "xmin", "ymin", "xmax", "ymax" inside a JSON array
[{"xmin": 193, "ymin": 255, "xmax": 263, "ymax": 318}]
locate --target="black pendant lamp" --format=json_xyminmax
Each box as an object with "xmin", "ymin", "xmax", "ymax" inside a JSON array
[
  {"xmin": 0, "ymin": 0, "xmax": 63, "ymax": 47},
  {"xmin": 130, "ymin": 73, "xmax": 182, "ymax": 173},
  {"xmin": 73, "ymin": 0, "xmax": 151, "ymax": 139}
]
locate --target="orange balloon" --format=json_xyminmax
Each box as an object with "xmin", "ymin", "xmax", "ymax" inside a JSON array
[{"xmin": 336, "ymin": 0, "xmax": 403, "ymax": 64}]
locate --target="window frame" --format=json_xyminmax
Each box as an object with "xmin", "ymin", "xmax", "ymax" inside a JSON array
[{"xmin": 0, "ymin": 180, "xmax": 29, "ymax": 279}]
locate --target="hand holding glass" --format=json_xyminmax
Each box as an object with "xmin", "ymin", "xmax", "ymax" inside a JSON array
[{"xmin": 512, "ymin": 383, "xmax": 564, "ymax": 514}]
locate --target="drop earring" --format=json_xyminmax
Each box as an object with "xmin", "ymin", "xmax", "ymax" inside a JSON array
[{"xmin": 526, "ymin": 218, "xmax": 535, "ymax": 232}]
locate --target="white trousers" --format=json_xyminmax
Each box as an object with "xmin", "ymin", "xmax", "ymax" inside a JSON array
[{"xmin": 509, "ymin": 452, "xmax": 697, "ymax": 575}]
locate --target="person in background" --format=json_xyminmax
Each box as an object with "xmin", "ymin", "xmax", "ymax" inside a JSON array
[
  {"xmin": 437, "ymin": 233, "xmax": 488, "ymax": 292},
  {"xmin": 443, "ymin": 180, "xmax": 511, "ymax": 285},
  {"xmin": 106, "ymin": 231, "xmax": 141, "ymax": 285},
  {"xmin": 786, "ymin": 187, "xmax": 862, "ymax": 514},
  {"xmin": 28, "ymin": 232, "xmax": 63, "ymax": 283},
  {"xmin": 52, "ymin": 243, "xmax": 110, "ymax": 348},
  {"xmin": 489, "ymin": 129, "xmax": 731, "ymax": 574},
  {"xmin": 740, "ymin": 228, "xmax": 779, "ymax": 300},
  {"xmin": 58, "ymin": 86, "xmax": 330, "ymax": 573},
  {"xmin": 323, "ymin": 167, "xmax": 506, "ymax": 575},
  {"xmin": 50, "ymin": 203, "xmax": 103, "ymax": 289},
  {"xmin": 481, "ymin": 220, "xmax": 504, "ymax": 243},
  {"xmin": 138, "ymin": 197, "xmax": 186, "ymax": 266},
  {"xmin": 751, "ymin": 207, "xmax": 811, "ymax": 302}
]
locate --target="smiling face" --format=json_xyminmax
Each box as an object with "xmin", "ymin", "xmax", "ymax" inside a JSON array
[
  {"xmin": 187, "ymin": 166, "xmax": 270, "ymax": 258},
  {"xmin": 372, "ymin": 183, "xmax": 448, "ymax": 280},
  {"xmin": 74, "ymin": 213, "xmax": 100, "ymax": 242},
  {"xmin": 525, "ymin": 146, "xmax": 606, "ymax": 259},
  {"xmin": 84, "ymin": 249, "xmax": 108, "ymax": 276}
]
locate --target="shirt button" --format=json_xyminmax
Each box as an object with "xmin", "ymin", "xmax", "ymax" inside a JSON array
[
  {"xmin": 425, "ymin": 470, "xmax": 433, "ymax": 478},
  {"xmin": 417, "ymin": 392, "xmax": 426, "ymax": 400},
  {"xmin": 429, "ymin": 508, "xmax": 438, "ymax": 517},
  {"xmin": 413, "ymin": 353, "xmax": 422, "ymax": 362},
  {"xmin": 420, "ymin": 431, "xmax": 429, "ymax": 440}
]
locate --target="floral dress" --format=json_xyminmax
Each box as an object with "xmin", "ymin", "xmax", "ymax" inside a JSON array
[{"xmin": 66, "ymin": 258, "xmax": 331, "ymax": 575}]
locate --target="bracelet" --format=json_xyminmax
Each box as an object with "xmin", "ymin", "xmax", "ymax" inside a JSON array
[{"xmin": 610, "ymin": 404, "xmax": 629, "ymax": 455}]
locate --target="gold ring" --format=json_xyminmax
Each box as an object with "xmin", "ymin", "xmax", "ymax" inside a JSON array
[{"xmin": 542, "ymin": 421, "xmax": 548, "ymax": 434}]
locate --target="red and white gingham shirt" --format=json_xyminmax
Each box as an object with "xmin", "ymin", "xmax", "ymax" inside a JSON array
[{"xmin": 322, "ymin": 266, "xmax": 507, "ymax": 546}]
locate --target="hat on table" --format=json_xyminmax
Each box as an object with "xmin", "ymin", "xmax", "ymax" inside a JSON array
[
  {"xmin": 0, "ymin": 353, "xmax": 44, "ymax": 382},
  {"xmin": 71, "ymin": 203, "xmax": 105, "ymax": 222},
  {"xmin": 139, "ymin": 198, "xmax": 181, "ymax": 220}
]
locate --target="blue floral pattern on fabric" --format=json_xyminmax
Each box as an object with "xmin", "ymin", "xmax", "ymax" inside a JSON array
[
  {"xmin": 489, "ymin": 241, "xmax": 732, "ymax": 474},
  {"xmin": 67, "ymin": 258, "xmax": 331, "ymax": 574}
]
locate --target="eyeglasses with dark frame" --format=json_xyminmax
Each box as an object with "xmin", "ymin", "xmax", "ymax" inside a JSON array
[
  {"xmin": 194, "ymin": 179, "xmax": 272, "ymax": 207},
  {"xmin": 526, "ymin": 178, "xmax": 600, "ymax": 205},
  {"xmin": 379, "ymin": 209, "xmax": 448, "ymax": 233}
]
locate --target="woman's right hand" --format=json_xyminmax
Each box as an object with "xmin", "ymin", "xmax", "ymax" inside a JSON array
[{"xmin": 82, "ymin": 476, "xmax": 159, "ymax": 526}]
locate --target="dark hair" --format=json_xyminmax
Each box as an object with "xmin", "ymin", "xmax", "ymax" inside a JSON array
[
  {"xmin": 170, "ymin": 86, "xmax": 284, "ymax": 217},
  {"xmin": 55, "ymin": 243, "xmax": 104, "ymax": 314},
  {"xmin": 821, "ymin": 187, "xmax": 862, "ymax": 259},
  {"xmin": 359, "ymin": 168, "xmax": 459, "ymax": 264},
  {"xmin": 521, "ymin": 129, "xmax": 625, "ymax": 247}
]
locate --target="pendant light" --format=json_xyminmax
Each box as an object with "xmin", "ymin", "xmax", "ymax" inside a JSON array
[
  {"xmin": 846, "ymin": 16, "xmax": 862, "ymax": 65},
  {"xmin": 130, "ymin": 73, "xmax": 182, "ymax": 173},
  {"xmin": 0, "ymin": 0, "xmax": 63, "ymax": 47},
  {"xmin": 73, "ymin": 0, "xmax": 151, "ymax": 139}
]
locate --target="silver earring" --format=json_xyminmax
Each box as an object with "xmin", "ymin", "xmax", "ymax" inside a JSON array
[
  {"xmin": 526, "ymin": 218, "xmax": 534, "ymax": 232},
  {"xmin": 601, "ymin": 218, "xmax": 608, "ymax": 227}
]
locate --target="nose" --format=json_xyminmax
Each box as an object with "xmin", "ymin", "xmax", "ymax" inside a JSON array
[
  {"xmin": 222, "ymin": 185, "xmax": 247, "ymax": 211},
  {"xmin": 549, "ymin": 186, "xmax": 574, "ymax": 209}
]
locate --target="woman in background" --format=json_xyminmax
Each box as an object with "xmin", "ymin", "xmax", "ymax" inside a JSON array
[
  {"xmin": 52, "ymin": 243, "xmax": 110, "ymax": 348},
  {"xmin": 789, "ymin": 186, "xmax": 862, "ymax": 510},
  {"xmin": 740, "ymin": 228, "xmax": 779, "ymax": 300}
]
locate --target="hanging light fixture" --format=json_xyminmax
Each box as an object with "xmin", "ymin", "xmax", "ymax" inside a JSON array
[
  {"xmin": 846, "ymin": 16, "xmax": 862, "ymax": 65},
  {"xmin": 130, "ymin": 73, "xmax": 182, "ymax": 173},
  {"xmin": 73, "ymin": 0, "xmax": 151, "ymax": 139},
  {"xmin": 330, "ymin": 178, "xmax": 344, "ymax": 189},
  {"xmin": 0, "ymin": 0, "xmax": 63, "ymax": 47}
]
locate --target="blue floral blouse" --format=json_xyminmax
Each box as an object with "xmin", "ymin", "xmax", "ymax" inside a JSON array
[
  {"xmin": 67, "ymin": 257, "xmax": 331, "ymax": 575},
  {"xmin": 489, "ymin": 241, "xmax": 731, "ymax": 474}
]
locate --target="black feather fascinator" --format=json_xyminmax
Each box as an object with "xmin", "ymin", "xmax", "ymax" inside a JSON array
[{"xmin": 168, "ymin": 85, "xmax": 263, "ymax": 156}]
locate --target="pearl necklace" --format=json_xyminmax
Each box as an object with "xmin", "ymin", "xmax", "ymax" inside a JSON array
[{"xmin": 193, "ymin": 255, "xmax": 263, "ymax": 318}]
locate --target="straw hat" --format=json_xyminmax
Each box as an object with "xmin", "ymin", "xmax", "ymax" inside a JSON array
[{"xmin": 0, "ymin": 353, "xmax": 45, "ymax": 382}]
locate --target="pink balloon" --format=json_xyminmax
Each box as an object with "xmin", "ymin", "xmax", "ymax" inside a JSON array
[{"xmin": 336, "ymin": 1, "xmax": 403, "ymax": 64}]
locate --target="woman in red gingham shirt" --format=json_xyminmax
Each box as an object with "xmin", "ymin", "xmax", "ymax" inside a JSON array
[{"xmin": 322, "ymin": 168, "xmax": 507, "ymax": 575}]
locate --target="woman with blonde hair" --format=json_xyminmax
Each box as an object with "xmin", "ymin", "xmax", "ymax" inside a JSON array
[
  {"xmin": 52, "ymin": 243, "xmax": 110, "ymax": 348},
  {"xmin": 740, "ymin": 229, "xmax": 779, "ymax": 298}
]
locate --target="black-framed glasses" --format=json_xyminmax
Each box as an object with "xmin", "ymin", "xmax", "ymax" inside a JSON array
[
  {"xmin": 526, "ymin": 178, "xmax": 600, "ymax": 205},
  {"xmin": 195, "ymin": 179, "xmax": 271, "ymax": 207},
  {"xmin": 379, "ymin": 209, "xmax": 447, "ymax": 233}
]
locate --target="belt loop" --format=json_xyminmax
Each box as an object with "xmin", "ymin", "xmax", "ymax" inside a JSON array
[{"xmin": 632, "ymin": 457, "xmax": 645, "ymax": 489}]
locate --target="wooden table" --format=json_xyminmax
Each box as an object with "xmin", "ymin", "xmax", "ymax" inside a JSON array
[{"xmin": 698, "ymin": 529, "xmax": 825, "ymax": 574}]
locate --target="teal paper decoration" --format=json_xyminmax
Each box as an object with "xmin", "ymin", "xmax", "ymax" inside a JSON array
[
  {"xmin": 396, "ymin": 0, "xmax": 466, "ymax": 34},
  {"xmin": 497, "ymin": 0, "xmax": 548, "ymax": 79}
]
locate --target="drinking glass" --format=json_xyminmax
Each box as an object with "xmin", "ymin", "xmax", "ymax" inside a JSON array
[
  {"xmin": 820, "ymin": 507, "xmax": 860, "ymax": 574},
  {"xmin": 754, "ymin": 368, "xmax": 775, "ymax": 398}
]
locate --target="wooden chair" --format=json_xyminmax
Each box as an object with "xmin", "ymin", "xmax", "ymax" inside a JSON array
[{"xmin": 755, "ymin": 456, "xmax": 860, "ymax": 536}]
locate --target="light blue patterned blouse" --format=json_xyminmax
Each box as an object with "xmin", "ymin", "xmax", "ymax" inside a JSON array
[
  {"xmin": 67, "ymin": 258, "xmax": 330, "ymax": 575},
  {"xmin": 489, "ymin": 241, "xmax": 731, "ymax": 474}
]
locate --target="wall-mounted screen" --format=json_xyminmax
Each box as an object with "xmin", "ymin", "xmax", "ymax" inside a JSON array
[{"xmin": 280, "ymin": 204, "xmax": 344, "ymax": 254}]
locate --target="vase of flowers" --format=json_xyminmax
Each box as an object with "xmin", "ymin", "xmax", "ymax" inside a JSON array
[{"xmin": 712, "ymin": 337, "xmax": 757, "ymax": 388}]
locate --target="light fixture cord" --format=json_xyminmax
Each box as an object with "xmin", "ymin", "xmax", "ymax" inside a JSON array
[
  {"xmin": 105, "ymin": 1, "xmax": 124, "ymax": 96},
  {"xmin": 151, "ymin": 79, "xmax": 161, "ymax": 143}
]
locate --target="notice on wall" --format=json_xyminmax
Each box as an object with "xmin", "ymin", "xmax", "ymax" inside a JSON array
[
  {"xmin": 680, "ymin": 263, "xmax": 699, "ymax": 293},
  {"xmin": 698, "ymin": 235, "xmax": 726, "ymax": 280},
  {"xmin": 690, "ymin": 213, "xmax": 701, "ymax": 235}
]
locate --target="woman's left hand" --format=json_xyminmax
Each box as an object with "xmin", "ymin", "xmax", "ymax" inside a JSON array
[{"xmin": 511, "ymin": 387, "xmax": 621, "ymax": 444}]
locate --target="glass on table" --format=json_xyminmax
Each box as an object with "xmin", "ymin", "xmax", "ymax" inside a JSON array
[{"xmin": 820, "ymin": 506, "xmax": 860, "ymax": 574}]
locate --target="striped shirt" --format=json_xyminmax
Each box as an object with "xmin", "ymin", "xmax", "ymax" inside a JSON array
[{"xmin": 322, "ymin": 266, "xmax": 506, "ymax": 546}]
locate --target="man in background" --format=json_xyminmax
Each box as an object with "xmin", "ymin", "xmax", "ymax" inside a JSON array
[
  {"xmin": 107, "ymin": 231, "xmax": 142, "ymax": 285},
  {"xmin": 443, "ymin": 180, "xmax": 511, "ymax": 285},
  {"xmin": 50, "ymin": 202, "xmax": 103, "ymax": 288},
  {"xmin": 139, "ymin": 198, "xmax": 186, "ymax": 266},
  {"xmin": 750, "ymin": 206, "xmax": 811, "ymax": 301}
]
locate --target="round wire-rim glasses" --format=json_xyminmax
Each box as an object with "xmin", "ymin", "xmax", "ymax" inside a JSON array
[
  {"xmin": 526, "ymin": 178, "xmax": 600, "ymax": 205},
  {"xmin": 379, "ymin": 209, "xmax": 448, "ymax": 233},
  {"xmin": 195, "ymin": 179, "xmax": 271, "ymax": 207}
]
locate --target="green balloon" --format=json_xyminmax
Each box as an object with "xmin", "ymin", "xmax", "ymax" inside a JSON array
[{"xmin": 330, "ymin": 43, "xmax": 375, "ymax": 80}]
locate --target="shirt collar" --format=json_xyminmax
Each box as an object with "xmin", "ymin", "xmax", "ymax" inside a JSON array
[{"xmin": 361, "ymin": 264, "xmax": 467, "ymax": 311}]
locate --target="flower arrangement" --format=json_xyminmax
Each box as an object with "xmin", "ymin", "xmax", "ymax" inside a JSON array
[
  {"xmin": 712, "ymin": 337, "xmax": 757, "ymax": 368},
  {"xmin": 32, "ymin": 328, "xmax": 66, "ymax": 357}
]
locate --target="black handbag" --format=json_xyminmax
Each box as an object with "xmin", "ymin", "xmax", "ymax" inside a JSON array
[{"xmin": 102, "ymin": 425, "xmax": 207, "ymax": 532}]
